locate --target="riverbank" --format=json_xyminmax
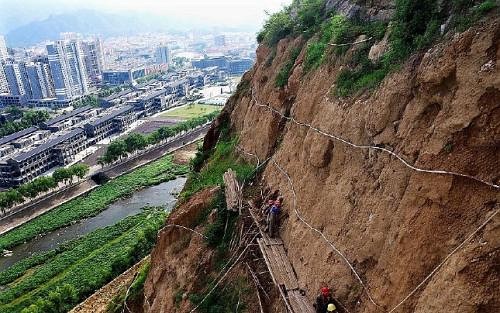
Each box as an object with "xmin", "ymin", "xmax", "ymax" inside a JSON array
[
  {"xmin": 0, "ymin": 150, "xmax": 190, "ymax": 251},
  {"xmin": 0, "ymin": 125, "xmax": 208, "ymax": 236},
  {"xmin": 0, "ymin": 209, "xmax": 166, "ymax": 313}
]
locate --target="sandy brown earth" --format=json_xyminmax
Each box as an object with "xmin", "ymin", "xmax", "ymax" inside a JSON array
[
  {"xmin": 144, "ymin": 15, "xmax": 500, "ymax": 313},
  {"xmin": 228, "ymin": 17, "xmax": 500, "ymax": 313}
]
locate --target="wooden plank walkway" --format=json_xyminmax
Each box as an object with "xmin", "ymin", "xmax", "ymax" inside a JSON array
[{"xmin": 248, "ymin": 202, "xmax": 314, "ymax": 313}]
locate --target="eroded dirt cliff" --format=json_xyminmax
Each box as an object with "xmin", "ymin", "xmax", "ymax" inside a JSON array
[
  {"xmin": 143, "ymin": 12, "xmax": 499, "ymax": 313},
  {"xmin": 229, "ymin": 16, "xmax": 500, "ymax": 313}
]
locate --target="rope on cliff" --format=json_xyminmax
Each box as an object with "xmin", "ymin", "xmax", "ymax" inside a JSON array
[
  {"xmin": 270, "ymin": 158, "xmax": 378, "ymax": 312},
  {"xmin": 250, "ymin": 89, "xmax": 499, "ymax": 190},
  {"xmin": 236, "ymin": 145, "xmax": 499, "ymax": 313},
  {"xmin": 328, "ymin": 36, "xmax": 373, "ymax": 47},
  {"xmin": 387, "ymin": 206, "xmax": 499, "ymax": 313},
  {"xmin": 162, "ymin": 224, "xmax": 208, "ymax": 239},
  {"xmin": 228, "ymin": 73, "xmax": 500, "ymax": 312}
]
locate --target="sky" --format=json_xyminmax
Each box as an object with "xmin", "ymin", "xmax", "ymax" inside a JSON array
[{"xmin": 0, "ymin": 0, "xmax": 292, "ymax": 33}]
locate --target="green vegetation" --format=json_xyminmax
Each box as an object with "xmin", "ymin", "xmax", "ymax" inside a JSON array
[
  {"xmin": 20, "ymin": 284, "xmax": 78, "ymax": 313},
  {"xmin": 0, "ymin": 209, "xmax": 165, "ymax": 313},
  {"xmin": 182, "ymin": 137, "xmax": 254, "ymax": 199},
  {"xmin": 259, "ymin": 0, "xmax": 497, "ymax": 97},
  {"xmin": 0, "ymin": 110, "xmax": 50, "ymax": 137},
  {"xmin": 451, "ymin": 0, "xmax": 498, "ymax": 32},
  {"xmin": 101, "ymin": 111, "xmax": 219, "ymax": 164},
  {"xmin": 97, "ymin": 86, "xmax": 128, "ymax": 98},
  {"xmin": 161, "ymin": 104, "xmax": 221, "ymax": 120},
  {"xmin": 188, "ymin": 276, "xmax": 249, "ymax": 313},
  {"xmin": 0, "ymin": 156, "xmax": 187, "ymax": 251},
  {"xmin": 0, "ymin": 163, "xmax": 90, "ymax": 215},
  {"xmin": 72, "ymin": 95, "xmax": 99, "ymax": 108},
  {"xmin": 106, "ymin": 260, "xmax": 151, "ymax": 313},
  {"xmin": 257, "ymin": 0, "xmax": 327, "ymax": 46},
  {"xmin": 275, "ymin": 47, "xmax": 302, "ymax": 88}
]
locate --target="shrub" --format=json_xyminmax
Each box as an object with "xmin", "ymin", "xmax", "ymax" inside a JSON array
[
  {"xmin": 257, "ymin": 9, "xmax": 294, "ymax": 45},
  {"xmin": 275, "ymin": 47, "xmax": 302, "ymax": 88},
  {"xmin": 304, "ymin": 14, "xmax": 350, "ymax": 71},
  {"xmin": 182, "ymin": 138, "xmax": 253, "ymax": 199}
]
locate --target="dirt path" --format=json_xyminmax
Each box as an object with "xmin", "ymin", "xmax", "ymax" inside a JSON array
[{"xmin": 70, "ymin": 256, "xmax": 150, "ymax": 313}]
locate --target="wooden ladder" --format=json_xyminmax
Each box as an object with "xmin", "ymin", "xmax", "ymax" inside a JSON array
[{"xmin": 249, "ymin": 202, "xmax": 314, "ymax": 313}]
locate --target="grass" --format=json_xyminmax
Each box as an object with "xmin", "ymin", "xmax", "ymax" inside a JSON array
[
  {"xmin": 0, "ymin": 155, "xmax": 187, "ymax": 251},
  {"xmin": 161, "ymin": 104, "xmax": 222, "ymax": 120},
  {"xmin": 275, "ymin": 47, "xmax": 302, "ymax": 88},
  {"xmin": 182, "ymin": 138, "xmax": 254, "ymax": 199},
  {"xmin": 0, "ymin": 209, "xmax": 166, "ymax": 313}
]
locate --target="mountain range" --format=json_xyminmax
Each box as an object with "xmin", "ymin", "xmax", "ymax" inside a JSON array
[{"xmin": 5, "ymin": 10, "xmax": 256, "ymax": 47}]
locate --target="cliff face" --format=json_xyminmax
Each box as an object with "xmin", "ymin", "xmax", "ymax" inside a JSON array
[
  {"xmin": 228, "ymin": 16, "xmax": 500, "ymax": 313},
  {"xmin": 144, "ymin": 11, "xmax": 500, "ymax": 313}
]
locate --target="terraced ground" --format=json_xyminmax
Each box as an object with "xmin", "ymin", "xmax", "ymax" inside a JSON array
[{"xmin": 0, "ymin": 209, "xmax": 166, "ymax": 313}]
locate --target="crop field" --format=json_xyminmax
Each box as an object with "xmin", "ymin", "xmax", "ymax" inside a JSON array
[
  {"xmin": 0, "ymin": 155, "xmax": 188, "ymax": 251},
  {"xmin": 0, "ymin": 209, "xmax": 166, "ymax": 313},
  {"xmin": 161, "ymin": 104, "xmax": 221, "ymax": 120}
]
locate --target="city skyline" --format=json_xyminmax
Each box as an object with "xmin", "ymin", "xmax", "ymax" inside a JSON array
[{"xmin": 0, "ymin": 0, "xmax": 292, "ymax": 44}]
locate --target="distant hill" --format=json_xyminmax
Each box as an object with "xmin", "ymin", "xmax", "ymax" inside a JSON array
[{"xmin": 5, "ymin": 10, "xmax": 252, "ymax": 47}]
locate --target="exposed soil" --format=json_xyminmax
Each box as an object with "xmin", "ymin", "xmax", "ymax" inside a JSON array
[{"xmin": 140, "ymin": 12, "xmax": 500, "ymax": 313}]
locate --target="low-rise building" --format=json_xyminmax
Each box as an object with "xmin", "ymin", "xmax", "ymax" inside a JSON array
[
  {"xmin": 0, "ymin": 128, "xmax": 87, "ymax": 186},
  {"xmin": 84, "ymin": 105, "xmax": 136, "ymax": 143}
]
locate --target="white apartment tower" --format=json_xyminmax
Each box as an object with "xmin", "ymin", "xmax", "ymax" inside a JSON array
[
  {"xmin": 47, "ymin": 40, "xmax": 89, "ymax": 100},
  {"xmin": 0, "ymin": 66, "xmax": 8, "ymax": 93},
  {"xmin": 0, "ymin": 35, "xmax": 9, "ymax": 62},
  {"xmin": 81, "ymin": 38, "xmax": 105, "ymax": 84},
  {"xmin": 3, "ymin": 62, "xmax": 25, "ymax": 96}
]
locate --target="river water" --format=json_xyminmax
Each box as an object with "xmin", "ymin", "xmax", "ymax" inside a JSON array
[{"xmin": 0, "ymin": 177, "xmax": 186, "ymax": 271}]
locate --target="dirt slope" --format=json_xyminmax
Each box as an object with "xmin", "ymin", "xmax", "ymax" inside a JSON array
[
  {"xmin": 227, "ymin": 16, "xmax": 500, "ymax": 313},
  {"xmin": 143, "ymin": 13, "xmax": 499, "ymax": 313}
]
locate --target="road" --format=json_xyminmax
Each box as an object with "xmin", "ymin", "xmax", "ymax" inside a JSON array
[{"xmin": 0, "ymin": 125, "xmax": 209, "ymax": 236}]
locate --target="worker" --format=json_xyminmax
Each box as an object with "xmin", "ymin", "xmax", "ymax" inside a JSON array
[
  {"xmin": 314, "ymin": 287, "xmax": 338, "ymax": 313},
  {"xmin": 268, "ymin": 197, "xmax": 282, "ymax": 238}
]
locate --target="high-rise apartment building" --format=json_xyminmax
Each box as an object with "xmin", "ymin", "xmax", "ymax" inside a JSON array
[
  {"xmin": 47, "ymin": 40, "xmax": 89, "ymax": 100},
  {"xmin": 26, "ymin": 63, "xmax": 53, "ymax": 99},
  {"xmin": 3, "ymin": 63, "xmax": 25, "ymax": 96},
  {"xmin": 81, "ymin": 38, "xmax": 105, "ymax": 84},
  {"xmin": 17, "ymin": 62, "xmax": 33, "ymax": 100},
  {"xmin": 0, "ymin": 66, "xmax": 8, "ymax": 93},
  {"xmin": 0, "ymin": 35, "xmax": 9, "ymax": 62},
  {"xmin": 155, "ymin": 46, "xmax": 170, "ymax": 67}
]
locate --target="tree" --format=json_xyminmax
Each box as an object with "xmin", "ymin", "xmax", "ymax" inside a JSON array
[
  {"xmin": 124, "ymin": 133, "xmax": 148, "ymax": 153},
  {"xmin": 53, "ymin": 168, "xmax": 72, "ymax": 184},
  {"xmin": 105, "ymin": 140, "xmax": 128, "ymax": 162},
  {"xmin": 69, "ymin": 163, "xmax": 90, "ymax": 180}
]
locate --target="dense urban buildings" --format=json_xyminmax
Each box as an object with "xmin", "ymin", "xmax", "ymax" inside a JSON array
[
  {"xmin": 0, "ymin": 66, "xmax": 218, "ymax": 187},
  {"xmin": 0, "ymin": 36, "xmax": 104, "ymax": 107}
]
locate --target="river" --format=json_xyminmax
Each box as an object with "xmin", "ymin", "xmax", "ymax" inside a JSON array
[{"xmin": 0, "ymin": 177, "xmax": 186, "ymax": 271}]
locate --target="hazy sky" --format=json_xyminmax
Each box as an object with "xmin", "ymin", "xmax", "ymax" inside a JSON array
[{"xmin": 0, "ymin": 0, "xmax": 292, "ymax": 32}]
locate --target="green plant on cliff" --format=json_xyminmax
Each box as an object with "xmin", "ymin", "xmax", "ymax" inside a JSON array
[
  {"xmin": 182, "ymin": 138, "xmax": 253, "ymax": 199},
  {"xmin": 275, "ymin": 47, "xmax": 302, "ymax": 88},
  {"xmin": 335, "ymin": 0, "xmax": 442, "ymax": 96}
]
